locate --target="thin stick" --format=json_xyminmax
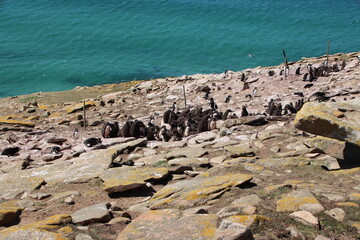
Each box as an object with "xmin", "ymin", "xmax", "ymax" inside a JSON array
[
  {"xmin": 83, "ymin": 101, "xmax": 86, "ymax": 130},
  {"xmin": 282, "ymin": 49, "xmax": 288, "ymax": 78},
  {"xmin": 183, "ymin": 85, "xmax": 187, "ymax": 108}
]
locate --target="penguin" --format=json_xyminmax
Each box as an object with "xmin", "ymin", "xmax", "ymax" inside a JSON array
[
  {"xmin": 304, "ymin": 83, "xmax": 313, "ymax": 89},
  {"xmin": 294, "ymin": 92, "xmax": 304, "ymax": 97},
  {"xmin": 241, "ymin": 106, "xmax": 249, "ymax": 117},
  {"xmin": 209, "ymin": 98, "xmax": 218, "ymax": 110},
  {"xmin": 159, "ymin": 126, "xmax": 171, "ymax": 142},
  {"xmin": 295, "ymin": 67, "xmax": 301, "ymax": 75},
  {"xmin": 197, "ymin": 116, "xmax": 209, "ymax": 133},
  {"xmin": 72, "ymin": 128, "xmax": 79, "ymax": 139},
  {"xmin": 222, "ymin": 109, "xmax": 232, "ymax": 120},
  {"xmin": 252, "ymin": 87, "xmax": 258, "ymax": 97},
  {"xmin": 245, "ymin": 94, "xmax": 253, "ymax": 100},
  {"xmin": 172, "ymin": 102, "xmax": 178, "ymax": 113},
  {"xmin": 203, "ymin": 92, "xmax": 210, "ymax": 100},
  {"xmin": 208, "ymin": 116, "xmax": 217, "ymax": 130},
  {"xmin": 83, "ymin": 138, "xmax": 101, "ymax": 147},
  {"xmin": 49, "ymin": 146, "xmax": 61, "ymax": 154},
  {"xmin": 130, "ymin": 120, "xmax": 146, "ymax": 138},
  {"xmin": 268, "ymin": 70, "xmax": 275, "ymax": 77},
  {"xmin": 240, "ymin": 72, "xmax": 246, "ymax": 82},
  {"xmin": 225, "ymin": 95, "xmax": 232, "ymax": 103},
  {"xmin": 163, "ymin": 110, "xmax": 172, "ymax": 124},
  {"xmin": 1, "ymin": 147, "xmax": 20, "ymax": 156},
  {"xmin": 294, "ymin": 99, "xmax": 304, "ymax": 112},
  {"xmin": 101, "ymin": 122, "xmax": 119, "ymax": 138},
  {"xmin": 302, "ymin": 73, "xmax": 309, "ymax": 81},
  {"xmin": 121, "ymin": 121, "xmax": 132, "ymax": 137},
  {"xmin": 265, "ymin": 99, "xmax": 275, "ymax": 116}
]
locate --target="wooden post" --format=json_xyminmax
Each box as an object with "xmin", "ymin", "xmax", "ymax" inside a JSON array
[
  {"xmin": 282, "ymin": 49, "xmax": 289, "ymax": 78},
  {"xmin": 83, "ymin": 101, "xmax": 86, "ymax": 130},
  {"xmin": 183, "ymin": 85, "xmax": 187, "ymax": 108}
]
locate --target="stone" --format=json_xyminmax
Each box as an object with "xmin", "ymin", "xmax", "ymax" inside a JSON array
[
  {"xmin": 49, "ymin": 191, "xmax": 81, "ymax": 202},
  {"xmin": 224, "ymin": 143, "xmax": 257, "ymax": 158},
  {"xmin": 116, "ymin": 209, "xmax": 218, "ymax": 240},
  {"xmin": 290, "ymin": 211, "xmax": 319, "ymax": 226},
  {"xmin": 231, "ymin": 194, "xmax": 262, "ymax": 206},
  {"xmin": 100, "ymin": 166, "xmax": 169, "ymax": 193},
  {"xmin": 64, "ymin": 197, "xmax": 75, "ymax": 205},
  {"xmin": 71, "ymin": 202, "xmax": 112, "ymax": 225},
  {"xmin": 210, "ymin": 155, "xmax": 227, "ymax": 164},
  {"xmin": 293, "ymin": 100, "xmax": 360, "ymax": 147},
  {"xmin": 0, "ymin": 201, "xmax": 24, "ymax": 226},
  {"xmin": 41, "ymin": 153, "xmax": 64, "ymax": 162},
  {"xmin": 0, "ymin": 173, "xmax": 44, "ymax": 200},
  {"xmin": 224, "ymin": 215, "xmax": 270, "ymax": 227},
  {"xmin": 349, "ymin": 193, "xmax": 360, "ymax": 201},
  {"xmin": 285, "ymin": 227, "xmax": 305, "ymax": 239},
  {"xmin": 149, "ymin": 173, "xmax": 253, "ymax": 210},
  {"xmin": 47, "ymin": 137, "xmax": 68, "ymax": 144},
  {"xmin": 215, "ymin": 219, "xmax": 254, "ymax": 240},
  {"xmin": 107, "ymin": 217, "xmax": 131, "ymax": 225},
  {"xmin": 30, "ymin": 192, "xmax": 51, "ymax": 200},
  {"xmin": 0, "ymin": 117, "xmax": 35, "ymax": 128},
  {"xmin": 321, "ymin": 156, "xmax": 341, "ymax": 170},
  {"xmin": 306, "ymin": 136, "xmax": 345, "ymax": 159},
  {"xmin": 75, "ymin": 233, "xmax": 93, "ymax": 240},
  {"xmin": 63, "ymin": 101, "xmax": 96, "ymax": 114},
  {"xmin": 168, "ymin": 157, "xmax": 210, "ymax": 169},
  {"xmin": 276, "ymin": 189, "xmax": 324, "ymax": 214},
  {"xmin": 165, "ymin": 146, "xmax": 208, "ymax": 160},
  {"xmin": 315, "ymin": 236, "xmax": 331, "ymax": 240},
  {"xmin": 0, "ymin": 214, "xmax": 71, "ymax": 240},
  {"xmin": 187, "ymin": 131, "xmax": 217, "ymax": 145},
  {"xmin": 256, "ymin": 157, "xmax": 310, "ymax": 168},
  {"xmin": 325, "ymin": 208, "xmax": 345, "ymax": 221},
  {"xmin": 321, "ymin": 193, "xmax": 345, "ymax": 202}
]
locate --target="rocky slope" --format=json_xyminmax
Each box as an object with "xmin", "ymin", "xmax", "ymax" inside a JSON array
[{"xmin": 0, "ymin": 52, "xmax": 359, "ymax": 240}]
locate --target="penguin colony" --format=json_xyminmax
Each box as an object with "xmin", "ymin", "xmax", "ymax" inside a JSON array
[{"xmin": 98, "ymin": 97, "xmax": 304, "ymax": 143}]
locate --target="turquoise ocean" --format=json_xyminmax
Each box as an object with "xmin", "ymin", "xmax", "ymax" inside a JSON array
[{"xmin": 0, "ymin": 0, "xmax": 359, "ymax": 97}]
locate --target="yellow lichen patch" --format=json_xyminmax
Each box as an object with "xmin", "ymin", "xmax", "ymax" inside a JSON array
[
  {"xmin": 0, "ymin": 214, "xmax": 71, "ymax": 239},
  {"xmin": 276, "ymin": 196, "xmax": 319, "ymax": 212},
  {"xmin": 227, "ymin": 215, "xmax": 270, "ymax": 227},
  {"xmin": 264, "ymin": 184, "xmax": 292, "ymax": 193},
  {"xmin": 349, "ymin": 193, "xmax": 360, "ymax": 201},
  {"xmin": 58, "ymin": 226, "xmax": 73, "ymax": 235},
  {"xmin": 25, "ymin": 115, "xmax": 40, "ymax": 121},
  {"xmin": 36, "ymin": 214, "xmax": 72, "ymax": 225},
  {"xmin": 49, "ymin": 112, "xmax": 62, "ymax": 118},
  {"xmin": 197, "ymin": 215, "xmax": 218, "ymax": 238},
  {"xmin": 336, "ymin": 202, "xmax": 359, "ymax": 207},
  {"xmin": 63, "ymin": 101, "xmax": 96, "ymax": 114},
  {"xmin": 38, "ymin": 104, "xmax": 48, "ymax": 110},
  {"xmin": 0, "ymin": 117, "xmax": 35, "ymax": 127}
]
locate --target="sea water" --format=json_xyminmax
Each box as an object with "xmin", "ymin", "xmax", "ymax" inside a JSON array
[{"xmin": 0, "ymin": 0, "xmax": 359, "ymax": 97}]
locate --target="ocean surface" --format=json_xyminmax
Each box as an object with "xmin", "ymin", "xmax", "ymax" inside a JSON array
[{"xmin": 0, "ymin": 0, "xmax": 359, "ymax": 97}]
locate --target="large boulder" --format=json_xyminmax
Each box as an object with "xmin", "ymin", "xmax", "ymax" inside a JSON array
[
  {"xmin": 294, "ymin": 100, "xmax": 360, "ymax": 147},
  {"xmin": 100, "ymin": 166, "xmax": 169, "ymax": 193},
  {"xmin": 148, "ymin": 173, "xmax": 253, "ymax": 210}
]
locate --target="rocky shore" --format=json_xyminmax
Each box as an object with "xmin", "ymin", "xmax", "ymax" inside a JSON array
[{"xmin": 0, "ymin": 52, "xmax": 359, "ymax": 240}]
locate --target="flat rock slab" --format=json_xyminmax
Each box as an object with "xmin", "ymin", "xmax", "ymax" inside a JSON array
[
  {"xmin": 277, "ymin": 189, "xmax": 324, "ymax": 214},
  {"xmin": 100, "ymin": 166, "xmax": 169, "ymax": 193},
  {"xmin": 71, "ymin": 202, "xmax": 112, "ymax": 225},
  {"xmin": 165, "ymin": 146, "xmax": 208, "ymax": 160},
  {"xmin": 117, "ymin": 209, "xmax": 219, "ymax": 240},
  {"xmin": 294, "ymin": 100, "xmax": 360, "ymax": 147},
  {"xmin": 187, "ymin": 131, "xmax": 218, "ymax": 145},
  {"xmin": 0, "ymin": 214, "xmax": 71, "ymax": 240},
  {"xmin": 256, "ymin": 157, "xmax": 310, "ymax": 168},
  {"xmin": 224, "ymin": 144, "xmax": 257, "ymax": 158},
  {"xmin": 290, "ymin": 211, "xmax": 319, "ymax": 226},
  {"xmin": 168, "ymin": 157, "xmax": 210, "ymax": 169},
  {"xmin": 149, "ymin": 174, "xmax": 253, "ymax": 210},
  {"xmin": 0, "ymin": 173, "xmax": 44, "ymax": 200}
]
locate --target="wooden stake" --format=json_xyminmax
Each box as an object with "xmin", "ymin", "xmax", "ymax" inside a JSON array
[
  {"xmin": 282, "ymin": 49, "xmax": 289, "ymax": 78},
  {"xmin": 183, "ymin": 85, "xmax": 187, "ymax": 108},
  {"xmin": 83, "ymin": 101, "xmax": 86, "ymax": 130}
]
